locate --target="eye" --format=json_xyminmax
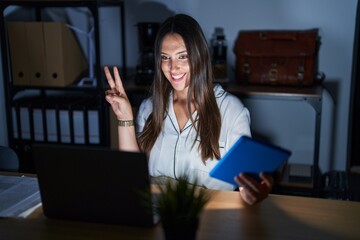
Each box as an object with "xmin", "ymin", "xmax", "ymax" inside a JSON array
[
  {"xmin": 178, "ymin": 54, "xmax": 188, "ymax": 60},
  {"xmin": 161, "ymin": 55, "xmax": 170, "ymax": 61}
]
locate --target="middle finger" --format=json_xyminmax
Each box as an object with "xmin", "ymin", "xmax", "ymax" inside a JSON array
[
  {"xmin": 113, "ymin": 66, "xmax": 126, "ymax": 96},
  {"xmin": 104, "ymin": 66, "xmax": 116, "ymax": 89}
]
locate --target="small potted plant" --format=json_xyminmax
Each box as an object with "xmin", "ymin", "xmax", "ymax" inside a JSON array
[{"xmin": 152, "ymin": 175, "xmax": 211, "ymax": 240}]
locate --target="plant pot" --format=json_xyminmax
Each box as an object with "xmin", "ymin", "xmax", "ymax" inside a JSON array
[{"xmin": 162, "ymin": 218, "xmax": 199, "ymax": 240}]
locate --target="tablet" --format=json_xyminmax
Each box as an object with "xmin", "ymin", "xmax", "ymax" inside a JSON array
[{"xmin": 209, "ymin": 136, "xmax": 291, "ymax": 185}]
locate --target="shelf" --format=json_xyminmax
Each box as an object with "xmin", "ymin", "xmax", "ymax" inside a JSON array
[{"xmin": 0, "ymin": 0, "xmax": 125, "ymax": 173}]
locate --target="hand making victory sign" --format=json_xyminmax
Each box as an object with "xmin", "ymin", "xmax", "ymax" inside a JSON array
[
  {"xmin": 104, "ymin": 66, "xmax": 139, "ymax": 152},
  {"xmin": 104, "ymin": 66, "xmax": 133, "ymax": 121}
]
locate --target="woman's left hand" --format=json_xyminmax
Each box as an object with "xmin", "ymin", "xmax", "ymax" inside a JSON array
[{"xmin": 234, "ymin": 172, "xmax": 274, "ymax": 206}]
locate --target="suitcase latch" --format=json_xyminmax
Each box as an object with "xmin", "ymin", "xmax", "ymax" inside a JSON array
[{"xmin": 269, "ymin": 64, "xmax": 278, "ymax": 83}]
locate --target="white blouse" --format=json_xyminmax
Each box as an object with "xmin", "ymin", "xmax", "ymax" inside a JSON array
[{"xmin": 136, "ymin": 84, "xmax": 251, "ymax": 190}]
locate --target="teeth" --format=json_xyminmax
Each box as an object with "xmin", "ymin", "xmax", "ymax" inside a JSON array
[{"xmin": 172, "ymin": 73, "xmax": 184, "ymax": 79}]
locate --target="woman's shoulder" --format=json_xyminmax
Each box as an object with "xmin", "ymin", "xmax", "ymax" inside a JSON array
[
  {"xmin": 138, "ymin": 97, "xmax": 153, "ymax": 117},
  {"xmin": 213, "ymin": 84, "xmax": 245, "ymax": 109},
  {"xmin": 213, "ymin": 84, "xmax": 251, "ymax": 136},
  {"xmin": 140, "ymin": 96, "xmax": 152, "ymax": 107}
]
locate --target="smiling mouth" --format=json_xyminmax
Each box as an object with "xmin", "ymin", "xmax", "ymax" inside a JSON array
[{"xmin": 171, "ymin": 73, "xmax": 186, "ymax": 81}]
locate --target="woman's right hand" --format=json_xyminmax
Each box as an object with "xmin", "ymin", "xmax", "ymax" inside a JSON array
[{"xmin": 104, "ymin": 66, "xmax": 133, "ymax": 121}]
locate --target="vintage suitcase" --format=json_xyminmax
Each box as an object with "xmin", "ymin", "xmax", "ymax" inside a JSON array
[{"xmin": 233, "ymin": 29, "xmax": 323, "ymax": 86}]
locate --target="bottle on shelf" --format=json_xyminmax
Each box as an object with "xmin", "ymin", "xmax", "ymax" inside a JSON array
[{"xmin": 211, "ymin": 27, "xmax": 228, "ymax": 81}]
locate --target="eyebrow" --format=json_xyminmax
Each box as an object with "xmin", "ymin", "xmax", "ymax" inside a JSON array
[{"xmin": 161, "ymin": 50, "xmax": 187, "ymax": 55}]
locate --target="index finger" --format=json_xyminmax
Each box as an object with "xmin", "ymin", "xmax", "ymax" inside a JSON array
[{"xmin": 104, "ymin": 66, "xmax": 116, "ymax": 89}]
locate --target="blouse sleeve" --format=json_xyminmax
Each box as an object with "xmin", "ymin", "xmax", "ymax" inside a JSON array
[
  {"xmin": 218, "ymin": 91, "xmax": 252, "ymax": 154},
  {"xmin": 135, "ymin": 97, "xmax": 152, "ymax": 135}
]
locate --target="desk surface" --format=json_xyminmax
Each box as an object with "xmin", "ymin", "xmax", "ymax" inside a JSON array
[{"xmin": 1, "ymin": 188, "xmax": 359, "ymax": 240}]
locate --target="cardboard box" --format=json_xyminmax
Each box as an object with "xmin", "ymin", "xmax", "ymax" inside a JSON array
[
  {"xmin": 7, "ymin": 22, "xmax": 30, "ymax": 85},
  {"xmin": 43, "ymin": 22, "xmax": 88, "ymax": 87},
  {"xmin": 7, "ymin": 22, "xmax": 88, "ymax": 87},
  {"xmin": 26, "ymin": 22, "xmax": 46, "ymax": 86}
]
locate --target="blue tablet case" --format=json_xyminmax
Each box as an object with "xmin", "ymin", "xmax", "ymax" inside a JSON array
[{"xmin": 209, "ymin": 136, "xmax": 291, "ymax": 185}]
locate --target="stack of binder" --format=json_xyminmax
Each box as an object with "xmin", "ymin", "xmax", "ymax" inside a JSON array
[{"xmin": 11, "ymin": 95, "xmax": 100, "ymax": 145}]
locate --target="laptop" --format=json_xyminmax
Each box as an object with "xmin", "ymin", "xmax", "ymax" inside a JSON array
[{"xmin": 32, "ymin": 143, "xmax": 159, "ymax": 227}]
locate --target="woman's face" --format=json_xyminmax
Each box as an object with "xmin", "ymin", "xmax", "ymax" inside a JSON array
[{"xmin": 160, "ymin": 33, "xmax": 191, "ymax": 94}]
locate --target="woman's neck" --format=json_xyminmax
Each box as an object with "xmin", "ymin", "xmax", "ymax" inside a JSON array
[
  {"xmin": 172, "ymin": 89, "xmax": 196, "ymax": 131},
  {"xmin": 173, "ymin": 88, "xmax": 188, "ymax": 102}
]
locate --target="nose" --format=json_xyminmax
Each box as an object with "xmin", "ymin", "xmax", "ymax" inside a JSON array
[{"xmin": 170, "ymin": 59, "xmax": 179, "ymax": 71}]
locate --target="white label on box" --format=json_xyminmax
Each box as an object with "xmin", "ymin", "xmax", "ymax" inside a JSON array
[
  {"xmin": 59, "ymin": 110, "xmax": 70, "ymax": 143},
  {"xmin": 20, "ymin": 107, "xmax": 30, "ymax": 140},
  {"xmin": 45, "ymin": 109, "xmax": 57, "ymax": 142},
  {"xmin": 33, "ymin": 108, "xmax": 44, "ymax": 141},
  {"xmin": 73, "ymin": 110, "xmax": 85, "ymax": 144},
  {"xmin": 88, "ymin": 110, "xmax": 99, "ymax": 144}
]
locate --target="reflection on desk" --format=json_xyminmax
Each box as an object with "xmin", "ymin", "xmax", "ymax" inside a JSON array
[
  {"xmin": 1, "ymin": 188, "xmax": 359, "ymax": 240},
  {"xmin": 0, "ymin": 175, "xmax": 41, "ymax": 218}
]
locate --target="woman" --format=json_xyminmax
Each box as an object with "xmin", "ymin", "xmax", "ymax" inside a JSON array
[{"xmin": 105, "ymin": 13, "xmax": 273, "ymax": 205}]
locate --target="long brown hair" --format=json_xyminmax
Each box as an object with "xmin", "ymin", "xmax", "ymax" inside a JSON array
[{"xmin": 138, "ymin": 14, "xmax": 221, "ymax": 161}]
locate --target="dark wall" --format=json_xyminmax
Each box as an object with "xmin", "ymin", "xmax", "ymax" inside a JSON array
[{"xmin": 348, "ymin": 2, "xmax": 360, "ymax": 169}]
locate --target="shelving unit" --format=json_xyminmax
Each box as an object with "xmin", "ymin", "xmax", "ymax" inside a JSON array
[{"xmin": 0, "ymin": 0, "xmax": 126, "ymax": 173}]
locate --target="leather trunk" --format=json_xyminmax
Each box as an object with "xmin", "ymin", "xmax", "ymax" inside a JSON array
[{"xmin": 233, "ymin": 29, "xmax": 321, "ymax": 86}]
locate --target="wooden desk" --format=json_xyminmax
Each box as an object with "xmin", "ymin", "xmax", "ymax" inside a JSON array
[{"xmin": 1, "ymin": 189, "xmax": 359, "ymax": 240}]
